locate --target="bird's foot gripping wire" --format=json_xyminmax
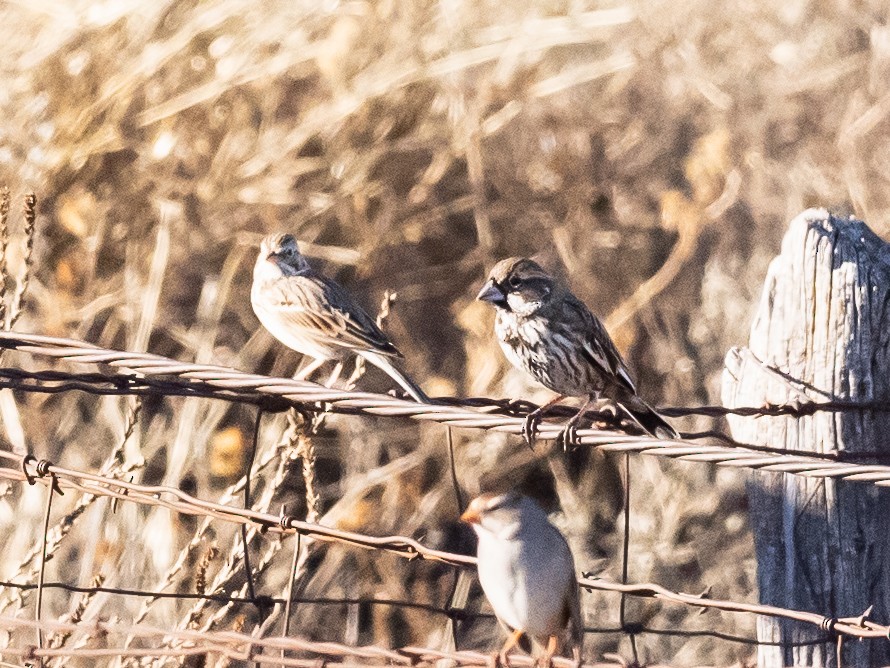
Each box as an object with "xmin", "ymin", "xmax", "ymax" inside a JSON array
[
  {"xmin": 556, "ymin": 397, "xmax": 597, "ymax": 451},
  {"xmin": 497, "ymin": 629, "xmax": 524, "ymax": 666},
  {"xmin": 521, "ymin": 394, "xmax": 567, "ymax": 451},
  {"xmin": 522, "ymin": 409, "xmax": 543, "ymax": 450},
  {"xmin": 555, "ymin": 419, "xmax": 581, "ymax": 452},
  {"xmin": 538, "ymin": 635, "xmax": 558, "ymax": 667}
]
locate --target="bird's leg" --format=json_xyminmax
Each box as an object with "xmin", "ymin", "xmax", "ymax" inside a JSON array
[
  {"xmin": 571, "ymin": 644, "xmax": 582, "ymax": 667},
  {"xmin": 556, "ymin": 396, "xmax": 597, "ymax": 451},
  {"xmin": 294, "ymin": 357, "xmax": 326, "ymax": 381},
  {"xmin": 292, "ymin": 358, "xmax": 333, "ymax": 431},
  {"xmin": 522, "ymin": 395, "xmax": 566, "ymax": 450},
  {"xmin": 539, "ymin": 635, "xmax": 559, "ymax": 667},
  {"xmin": 499, "ymin": 629, "xmax": 525, "ymax": 665},
  {"xmin": 325, "ymin": 360, "xmax": 344, "ymax": 388}
]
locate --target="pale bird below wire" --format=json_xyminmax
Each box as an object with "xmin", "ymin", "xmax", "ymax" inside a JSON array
[
  {"xmin": 461, "ymin": 491, "xmax": 583, "ymax": 664},
  {"xmin": 251, "ymin": 233, "xmax": 427, "ymax": 402}
]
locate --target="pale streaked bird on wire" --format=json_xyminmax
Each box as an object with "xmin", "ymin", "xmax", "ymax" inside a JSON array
[
  {"xmin": 251, "ymin": 233, "xmax": 428, "ymax": 402},
  {"xmin": 477, "ymin": 257, "xmax": 678, "ymax": 445},
  {"xmin": 461, "ymin": 492, "xmax": 583, "ymax": 664}
]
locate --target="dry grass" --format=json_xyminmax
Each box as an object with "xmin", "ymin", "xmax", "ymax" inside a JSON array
[{"xmin": 0, "ymin": 0, "xmax": 887, "ymax": 665}]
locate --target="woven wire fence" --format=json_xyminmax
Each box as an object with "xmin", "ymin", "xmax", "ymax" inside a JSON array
[{"xmin": 1, "ymin": 331, "xmax": 889, "ymax": 667}]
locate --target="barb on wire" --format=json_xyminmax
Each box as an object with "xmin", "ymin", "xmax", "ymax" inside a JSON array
[
  {"xmin": 3, "ymin": 332, "xmax": 890, "ymax": 488},
  {"xmin": 0, "ymin": 450, "xmax": 886, "ymax": 644}
]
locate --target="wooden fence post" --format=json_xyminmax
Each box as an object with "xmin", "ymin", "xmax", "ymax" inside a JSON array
[{"xmin": 721, "ymin": 208, "xmax": 890, "ymax": 668}]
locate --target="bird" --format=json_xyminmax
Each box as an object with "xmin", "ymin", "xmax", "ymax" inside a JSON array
[
  {"xmin": 251, "ymin": 233, "xmax": 427, "ymax": 403},
  {"xmin": 461, "ymin": 491, "xmax": 583, "ymax": 664},
  {"xmin": 476, "ymin": 257, "xmax": 677, "ymax": 445}
]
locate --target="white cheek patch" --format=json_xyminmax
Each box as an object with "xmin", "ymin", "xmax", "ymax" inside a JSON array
[
  {"xmin": 254, "ymin": 259, "xmax": 283, "ymax": 283},
  {"xmin": 506, "ymin": 292, "xmax": 542, "ymax": 316}
]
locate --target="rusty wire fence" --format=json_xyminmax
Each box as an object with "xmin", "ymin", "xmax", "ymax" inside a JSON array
[{"xmin": 0, "ymin": 331, "xmax": 888, "ymax": 667}]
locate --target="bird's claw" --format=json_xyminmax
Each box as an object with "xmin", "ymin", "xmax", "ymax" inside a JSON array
[
  {"xmin": 592, "ymin": 401, "xmax": 622, "ymax": 430},
  {"xmin": 600, "ymin": 401, "xmax": 618, "ymax": 419},
  {"xmin": 522, "ymin": 410, "xmax": 543, "ymax": 450},
  {"xmin": 556, "ymin": 420, "xmax": 580, "ymax": 452}
]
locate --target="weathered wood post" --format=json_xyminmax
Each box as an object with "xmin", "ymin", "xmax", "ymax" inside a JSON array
[{"xmin": 722, "ymin": 209, "xmax": 890, "ymax": 667}]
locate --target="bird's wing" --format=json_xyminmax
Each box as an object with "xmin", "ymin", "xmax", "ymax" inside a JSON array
[
  {"xmin": 265, "ymin": 274, "xmax": 402, "ymax": 357},
  {"xmin": 563, "ymin": 295, "xmax": 636, "ymax": 394}
]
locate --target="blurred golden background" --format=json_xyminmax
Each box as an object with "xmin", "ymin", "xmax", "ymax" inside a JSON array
[{"xmin": 1, "ymin": 0, "xmax": 888, "ymax": 665}]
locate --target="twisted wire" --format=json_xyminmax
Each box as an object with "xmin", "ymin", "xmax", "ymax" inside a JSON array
[
  {"xmin": 1, "ymin": 332, "xmax": 890, "ymax": 487},
  {"xmin": 1, "ymin": 451, "xmax": 885, "ymax": 643}
]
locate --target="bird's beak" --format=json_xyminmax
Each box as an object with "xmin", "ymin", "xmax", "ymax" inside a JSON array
[
  {"xmin": 476, "ymin": 280, "xmax": 506, "ymax": 306},
  {"xmin": 460, "ymin": 507, "xmax": 481, "ymax": 524}
]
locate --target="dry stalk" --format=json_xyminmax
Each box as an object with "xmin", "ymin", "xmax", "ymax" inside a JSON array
[
  {"xmin": 208, "ymin": 615, "xmax": 246, "ymax": 668},
  {"xmin": 195, "ymin": 544, "xmax": 219, "ymax": 598},
  {"xmin": 57, "ymin": 614, "xmax": 114, "ymax": 666},
  {"xmin": 47, "ymin": 574, "xmax": 105, "ymax": 656},
  {"xmin": 126, "ymin": 443, "xmax": 286, "ymax": 633},
  {"xmin": 181, "ymin": 543, "xmax": 221, "ymax": 636},
  {"xmin": 165, "ymin": 433, "xmax": 295, "ymax": 654},
  {"xmin": 0, "ymin": 187, "xmax": 9, "ymax": 325},
  {"xmin": 8, "ymin": 192, "xmax": 36, "ymax": 330},
  {"xmin": 281, "ymin": 411, "xmax": 319, "ymax": 524},
  {"xmin": 195, "ymin": 533, "xmax": 286, "ymax": 636},
  {"xmin": 0, "ymin": 398, "xmax": 143, "ymax": 614},
  {"xmin": 604, "ymin": 130, "xmax": 738, "ymax": 336}
]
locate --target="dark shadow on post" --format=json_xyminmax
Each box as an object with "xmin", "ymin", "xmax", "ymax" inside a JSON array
[{"xmin": 722, "ymin": 209, "xmax": 890, "ymax": 668}]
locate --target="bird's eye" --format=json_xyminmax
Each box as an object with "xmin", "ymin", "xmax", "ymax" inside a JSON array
[{"xmin": 507, "ymin": 275, "xmax": 522, "ymax": 289}]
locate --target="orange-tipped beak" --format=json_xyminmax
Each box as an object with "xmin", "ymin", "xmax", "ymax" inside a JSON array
[{"xmin": 460, "ymin": 508, "xmax": 481, "ymax": 524}]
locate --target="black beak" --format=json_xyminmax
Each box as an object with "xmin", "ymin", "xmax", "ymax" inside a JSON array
[{"xmin": 477, "ymin": 279, "xmax": 507, "ymax": 307}]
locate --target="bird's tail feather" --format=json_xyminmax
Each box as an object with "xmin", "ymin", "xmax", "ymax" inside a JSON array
[
  {"xmin": 567, "ymin": 581, "xmax": 584, "ymax": 656},
  {"xmin": 618, "ymin": 399, "xmax": 678, "ymax": 439},
  {"xmin": 358, "ymin": 350, "xmax": 429, "ymax": 403}
]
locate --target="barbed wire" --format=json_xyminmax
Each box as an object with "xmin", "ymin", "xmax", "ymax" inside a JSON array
[
  {"xmin": 0, "ymin": 579, "xmax": 836, "ymax": 648},
  {"xmin": 3, "ymin": 365, "xmax": 885, "ymax": 464},
  {"xmin": 3, "ymin": 331, "xmax": 890, "ymax": 664},
  {"xmin": 0, "ymin": 613, "xmax": 709, "ymax": 667},
  {"xmin": 1, "ymin": 332, "xmax": 890, "ymax": 490},
  {"xmin": 1, "ymin": 450, "xmax": 886, "ymax": 646}
]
